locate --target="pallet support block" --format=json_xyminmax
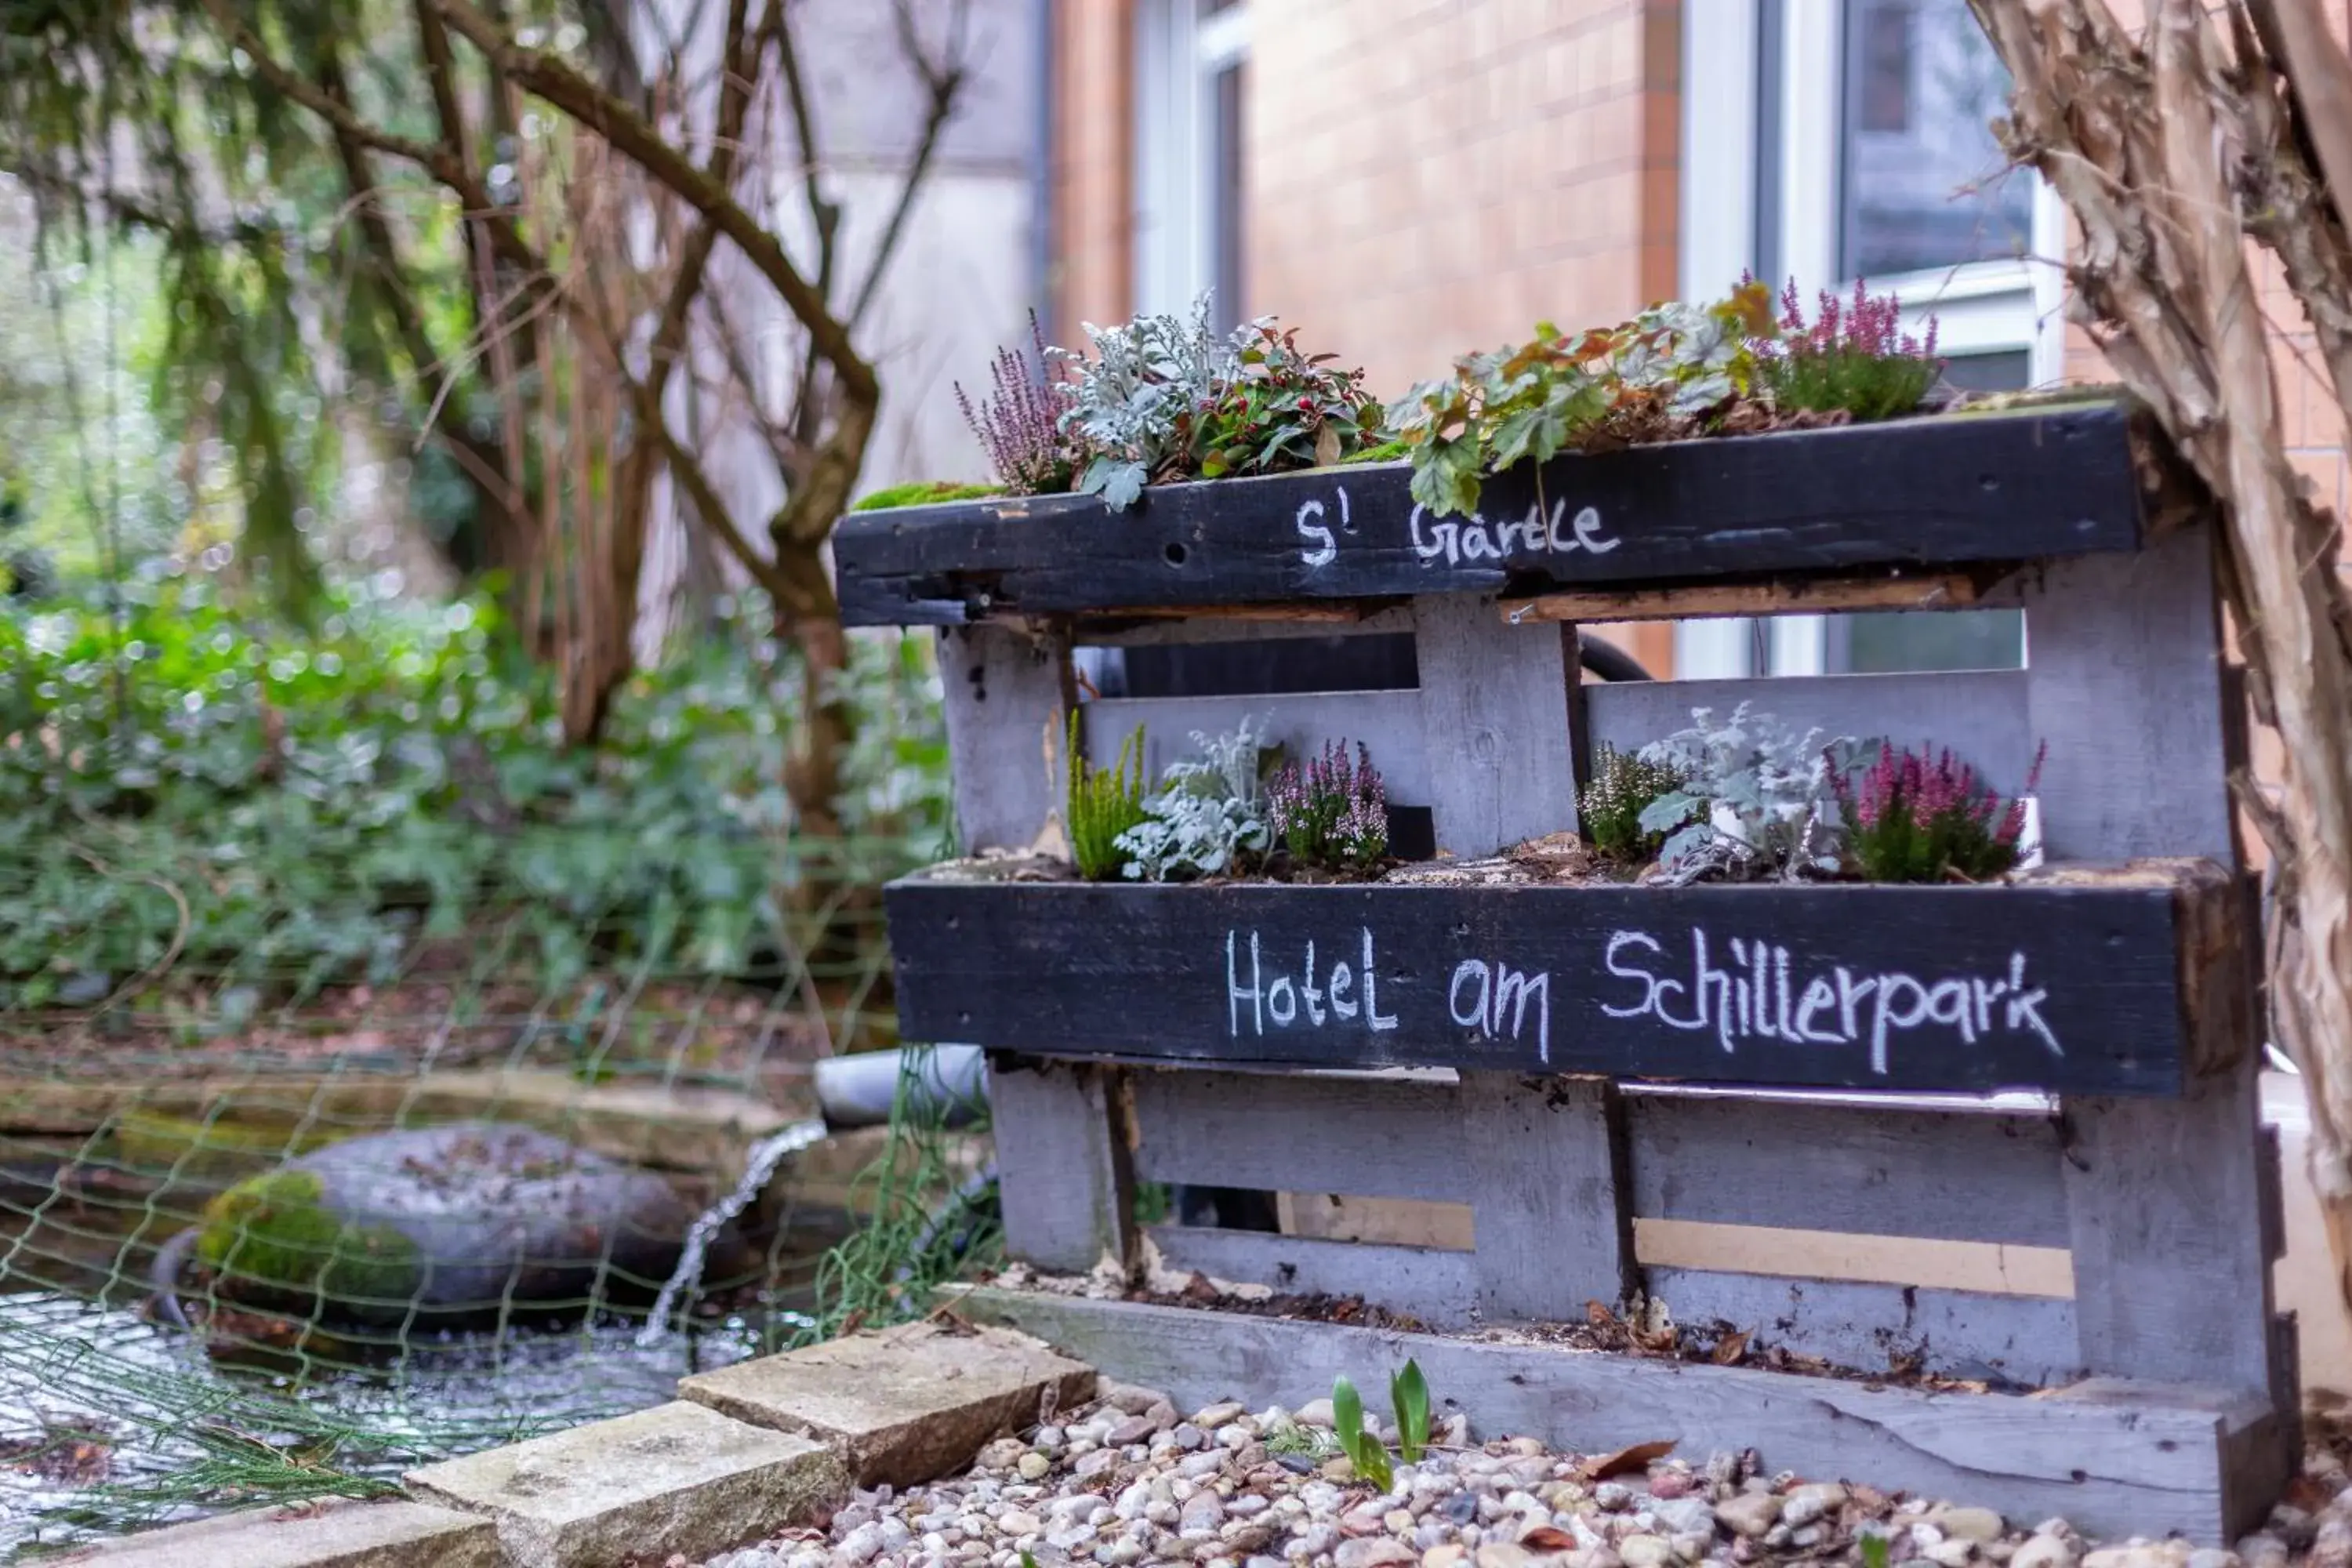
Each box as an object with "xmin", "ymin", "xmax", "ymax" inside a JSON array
[{"xmin": 989, "ymin": 1055, "xmax": 1136, "ymax": 1276}]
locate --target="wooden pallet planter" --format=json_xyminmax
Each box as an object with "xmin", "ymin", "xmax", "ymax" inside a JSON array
[{"xmin": 835, "ymin": 398, "xmax": 2296, "ymax": 1541}]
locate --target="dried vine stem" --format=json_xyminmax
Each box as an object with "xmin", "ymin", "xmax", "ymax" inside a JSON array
[{"xmin": 1967, "ymin": 0, "xmax": 2352, "ymax": 1307}]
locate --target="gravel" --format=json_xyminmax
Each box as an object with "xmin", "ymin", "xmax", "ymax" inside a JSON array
[{"xmin": 683, "ymin": 1388, "xmax": 2352, "ymax": 1568}]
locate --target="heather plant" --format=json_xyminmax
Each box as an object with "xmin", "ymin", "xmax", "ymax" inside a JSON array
[
  {"xmin": 1580, "ymin": 743, "xmax": 1693, "ymax": 866},
  {"xmin": 1835, "ymin": 741, "xmax": 2044, "ymax": 883},
  {"xmin": 1752, "ymin": 277, "xmax": 1942, "ymax": 422},
  {"xmin": 1637, "ymin": 704, "xmax": 1865, "ymax": 884},
  {"xmin": 1269, "ymin": 740, "xmax": 1389, "ymax": 873},
  {"xmin": 1388, "ymin": 282, "xmax": 1778, "ymax": 518},
  {"xmin": 956, "ymin": 311, "xmax": 1086, "ymax": 496},
  {"xmin": 1065, "ymin": 713, "xmax": 1149, "ymax": 880},
  {"xmin": 1116, "ymin": 718, "xmax": 1273, "ymax": 882}
]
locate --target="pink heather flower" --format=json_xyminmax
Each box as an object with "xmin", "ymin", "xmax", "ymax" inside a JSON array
[{"xmin": 957, "ymin": 311, "xmax": 1078, "ymax": 495}]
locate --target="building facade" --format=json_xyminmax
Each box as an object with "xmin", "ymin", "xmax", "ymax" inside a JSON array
[{"xmin": 1040, "ymin": 0, "xmax": 2352, "ymax": 1392}]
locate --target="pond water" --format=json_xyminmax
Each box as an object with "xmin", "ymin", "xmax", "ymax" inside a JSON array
[{"xmin": 0, "ymin": 1189, "xmax": 842, "ymax": 1559}]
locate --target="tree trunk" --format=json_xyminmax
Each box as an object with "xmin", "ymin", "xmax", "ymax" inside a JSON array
[{"xmin": 1969, "ymin": 0, "xmax": 2352, "ymax": 1318}]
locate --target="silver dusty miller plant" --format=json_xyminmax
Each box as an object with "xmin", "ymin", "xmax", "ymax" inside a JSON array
[
  {"xmin": 1636, "ymin": 703, "xmax": 1864, "ymax": 884},
  {"xmin": 1116, "ymin": 717, "xmax": 1272, "ymax": 881},
  {"xmin": 1051, "ymin": 291, "xmax": 1243, "ymax": 510}
]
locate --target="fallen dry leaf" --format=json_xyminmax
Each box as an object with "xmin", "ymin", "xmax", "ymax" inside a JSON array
[
  {"xmin": 1520, "ymin": 1527, "xmax": 1579, "ymax": 1552},
  {"xmin": 1578, "ymin": 1439, "xmax": 1675, "ymax": 1480},
  {"xmin": 1585, "ymin": 1300, "xmax": 1617, "ymax": 1329},
  {"xmin": 1711, "ymin": 1330, "xmax": 1750, "ymax": 1366}
]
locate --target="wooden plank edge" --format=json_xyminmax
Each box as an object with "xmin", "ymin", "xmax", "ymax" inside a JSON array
[
  {"xmin": 942, "ymin": 1284, "xmax": 2273, "ymax": 1542},
  {"xmin": 1501, "ymin": 571, "xmax": 2003, "ymax": 626}
]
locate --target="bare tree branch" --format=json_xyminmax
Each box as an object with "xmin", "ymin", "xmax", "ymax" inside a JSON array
[
  {"xmin": 848, "ymin": 0, "xmax": 971, "ymax": 330},
  {"xmin": 429, "ymin": 0, "xmax": 878, "ymax": 404}
]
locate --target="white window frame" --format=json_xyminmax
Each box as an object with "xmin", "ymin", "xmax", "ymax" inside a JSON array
[
  {"xmin": 1134, "ymin": 0, "xmax": 1249, "ymax": 320},
  {"xmin": 1674, "ymin": 0, "xmax": 2064, "ymax": 680}
]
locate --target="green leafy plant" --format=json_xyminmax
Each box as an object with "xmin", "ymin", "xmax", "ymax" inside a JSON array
[
  {"xmin": 1834, "ymin": 740, "xmax": 2043, "ymax": 883},
  {"xmin": 1330, "ymin": 1374, "xmax": 1394, "ymax": 1490},
  {"xmin": 1580, "ymin": 744, "xmax": 1694, "ymax": 866},
  {"xmin": 1390, "ymin": 1359, "xmax": 1431, "ymax": 1464},
  {"xmin": 1754, "ymin": 277, "xmax": 1942, "ymax": 423},
  {"xmin": 1637, "ymin": 704, "xmax": 1864, "ymax": 884},
  {"xmin": 1388, "ymin": 283, "xmax": 1778, "ymax": 518},
  {"xmin": 1043, "ymin": 294, "xmax": 1388, "ymax": 509},
  {"xmin": 1267, "ymin": 740, "xmax": 1388, "ymax": 874},
  {"xmin": 1190, "ymin": 321, "xmax": 1388, "ymax": 479},
  {"xmin": 1860, "ymin": 1531, "xmax": 1893, "ymax": 1568},
  {"xmin": 1065, "ymin": 712, "xmax": 1149, "ymax": 880},
  {"xmin": 1116, "ymin": 717, "xmax": 1272, "ymax": 881}
]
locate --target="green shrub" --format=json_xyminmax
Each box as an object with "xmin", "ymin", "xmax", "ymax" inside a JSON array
[{"xmin": 1065, "ymin": 713, "xmax": 1147, "ymax": 880}]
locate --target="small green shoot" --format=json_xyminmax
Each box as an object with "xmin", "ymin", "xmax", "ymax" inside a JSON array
[
  {"xmin": 1860, "ymin": 1531, "xmax": 1892, "ymax": 1568},
  {"xmin": 1389, "ymin": 1359, "xmax": 1431, "ymax": 1464},
  {"xmin": 1330, "ymin": 1374, "xmax": 1394, "ymax": 1490}
]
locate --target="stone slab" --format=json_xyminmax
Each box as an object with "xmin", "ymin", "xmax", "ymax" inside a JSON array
[
  {"xmin": 403, "ymin": 1400, "xmax": 845, "ymax": 1568},
  {"xmin": 64, "ymin": 1498, "xmax": 495, "ymax": 1568},
  {"xmin": 678, "ymin": 1319, "xmax": 1098, "ymax": 1487}
]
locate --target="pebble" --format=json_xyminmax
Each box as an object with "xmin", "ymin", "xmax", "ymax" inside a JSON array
[
  {"xmin": 1941, "ymin": 1510, "xmax": 2008, "ymax": 1544},
  {"xmin": 1338, "ymin": 1541, "xmax": 1421, "ymax": 1568},
  {"xmin": 1174, "ymin": 1424, "xmax": 1207, "ymax": 1450},
  {"xmin": 1650, "ymin": 1499, "xmax": 1717, "ymax": 1540},
  {"xmin": 1196, "ymin": 1403, "xmax": 1247, "ymax": 1428},
  {"xmin": 1619, "ymin": 1535, "xmax": 1675, "ymax": 1568},
  {"xmin": 1715, "ymin": 1496, "xmax": 1780, "ymax": 1540},
  {"xmin": 1016, "ymin": 1452, "xmax": 1052, "ymax": 1482},
  {"xmin": 1595, "ymin": 1483, "xmax": 1636, "ymax": 1513},
  {"xmin": 1780, "ymin": 1484, "xmax": 1847, "ymax": 1530}
]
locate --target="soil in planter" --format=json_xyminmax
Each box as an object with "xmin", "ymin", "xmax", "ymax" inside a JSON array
[{"xmin": 910, "ymin": 831, "xmax": 1632, "ymax": 890}]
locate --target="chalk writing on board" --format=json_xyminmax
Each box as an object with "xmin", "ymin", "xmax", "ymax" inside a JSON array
[
  {"xmin": 1410, "ymin": 499, "xmax": 1618, "ymax": 569},
  {"xmin": 1225, "ymin": 927, "xmax": 1399, "ymax": 1037},
  {"xmin": 1450, "ymin": 957, "xmax": 1552, "ymax": 1064},
  {"xmin": 1599, "ymin": 928, "xmax": 2061, "ymax": 1075},
  {"xmin": 1294, "ymin": 488, "xmax": 1350, "ymax": 568}
]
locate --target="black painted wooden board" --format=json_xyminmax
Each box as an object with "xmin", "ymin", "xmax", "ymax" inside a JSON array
[
  {"xmin": 884, "ymin": 866, "xmax": 2222, "ymax": 1096},
  {"xmin": 833, "ymin": 405, "xmax": 2144, "ymax": 626}
]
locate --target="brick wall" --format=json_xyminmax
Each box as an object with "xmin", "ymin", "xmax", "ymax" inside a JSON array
[
  {"xmin": 1049, "ymin": 0, "xmax": 1682, "ymax": 672},
  {"xmin": 1048, "ymin": 2, "xmax": 1134, "ymax": 343}
]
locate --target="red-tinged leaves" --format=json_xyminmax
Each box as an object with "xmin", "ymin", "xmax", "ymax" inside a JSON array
[{"xmin": 1578, "ymin": 1439, "xmax": 1675, "ymax": 1481}]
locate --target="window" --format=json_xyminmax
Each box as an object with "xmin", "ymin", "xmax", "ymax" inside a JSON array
[
  {"xmin": 1676, "ymin": 0, "xmax": 2060, "ymax": 681},
  {"xmin": 1134, "ymin": 0, "xmax": 1249, "ymax": 324}
]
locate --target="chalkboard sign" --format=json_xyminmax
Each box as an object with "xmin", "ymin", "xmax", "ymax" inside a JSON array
[
  {"xmin": 884, "ymin": 866, "xmax": 2232, "ymax": 1096},
  {"xmin": 833, "ymin": 404, "xmax": 2146, "ymax": 626}
]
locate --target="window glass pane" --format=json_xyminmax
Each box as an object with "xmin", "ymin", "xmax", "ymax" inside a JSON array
[
  {"xmin": 1825, "ymin": 348, "xmax": 2027, "ymax": 673},
  {"xmin": 1840, "ymin": 0, "xmax": 2030, "ymax": 278}
]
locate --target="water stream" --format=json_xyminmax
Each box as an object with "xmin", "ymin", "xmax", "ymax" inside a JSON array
[{"xmin": 636, "ymin": 1117, "xmax": 830, "ymax": 1348}]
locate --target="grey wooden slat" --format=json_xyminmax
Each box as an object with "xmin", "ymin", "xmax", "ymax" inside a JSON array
[
  {"xmin": 1624, "ymin": 1094, "xmax": 2071, "ymax": 1247},
  {"xmin": 989, "ymin": 1056, "xmax": 1134, "ymax": 1276},
  {"xmin": 1461, "ymin": 1073, "xmax": 1636, "ymax": 1318},
  {"xmin": 1582, "ymin": 669, "xmax": 2034, "ymax": 795},
  {"xmin": 1644, "ymin": 1266, "xmax": 2081, "ymax": 1388},
  {"xmin": 1129, "ymin": 1070, "xmax": 1471, "ymax": 1203},
  {"xmin": 1077, "ymin": 609, "xmax": 1420, "ymax": 648},
  {"xmin": 2022, "ymin": 522, "xmax": 2234, "ymax": 862},
  {"xmin": 938, "ymin": 624, "xmax": 1073, "ymax": 855},
  {"xmin": 1147, "ymin": 1226, "xmax": 1477, "ymax": 1327},
  {"xmin": 1083, "ymin": 690, "xmax": 1428, "ymax": 805},
  {"xmin": 1410, "ymin": 595, "xmax": 1580, "ymax": 856},
  {"xmin": 2063, "ymin": 1075, "xmax": 2278, "ymax": 1396},
  {"xmin": 2024, "ymin": 524, "xmax": 2279, "ymax": 1401},
  {"xmin": 2259, "ymin": 1123, "xmax": 2286, "ymax": 1265},
  {"xmin": 949, "ymin": 1286, "xmax": 2264, "ymax": 1542}
]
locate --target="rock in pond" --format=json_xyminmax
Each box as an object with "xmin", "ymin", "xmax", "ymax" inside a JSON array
[{"xmin": 154, "ymin": 1122, "xmax": 698, "ymax": 1327}]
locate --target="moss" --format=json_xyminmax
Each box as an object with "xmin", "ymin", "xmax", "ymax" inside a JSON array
[
  {"xmin": 1339, "ymin": 439, "xmax": 1408, "ymax": 465},
  {"xmin": 112, "ymin": 1112, "xmax": 337, "ymax": 1180},
  {"xmin": 195, "ymin": 1168, "xmax": 423, "ymax": 1313},
  {"xmin": 851, "ymin": 480, "xmax": 1004, "ymax": 512}
]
